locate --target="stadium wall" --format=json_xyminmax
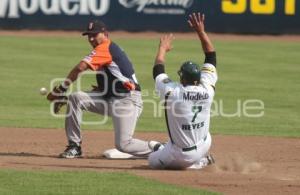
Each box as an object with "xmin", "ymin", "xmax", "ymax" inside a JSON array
[{"xmin": 0, "ymin": 0, "xmax": 299, "ymax": 34}]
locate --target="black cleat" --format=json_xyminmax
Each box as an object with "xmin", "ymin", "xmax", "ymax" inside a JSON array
[
  {"xmin": 59, "ymin": 142, "xmax": 82, "ymax": 158},
  {"xmin": 148, "ymin": 141, "xmax": 164, "ymax": 152},
  {"xmin": 206, "ymin": 154, "xmax": 215, "ymax": 165}
]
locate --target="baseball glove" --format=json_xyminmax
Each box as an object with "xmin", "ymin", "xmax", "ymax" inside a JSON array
[
  {"xmin": 47, "ymin": 85, "xmax": 68, "ymax": 114},
  {"xmin": 53, "ymin": 97, "xmax": 68, "ymax": 114}
]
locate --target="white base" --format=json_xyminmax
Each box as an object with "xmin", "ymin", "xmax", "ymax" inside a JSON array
[
  {"xmin": 103, "ymin": 148, "xmax": 145, "ymax": 159},
  {"xmin": 188, "ymin": 163, "xmax": 206, "ymax": 169},
  {"xmin": 188, "ymin": 157, "xmax": 210, "ymax": 169}
]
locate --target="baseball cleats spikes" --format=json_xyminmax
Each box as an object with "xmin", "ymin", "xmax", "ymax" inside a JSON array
[
  {"xmin": 59, "ymin": 143, "xmax": 82, "ymax": 159},
  {"xmin": 188, "ymin": 154, "xmax": 215, "ymax": 169},
  {"xmin": 148, "ymin": 141, "xmax": 164, "ymax": 152},
  {"xmin": 206, "ymin": 154, "xmax": 215, "ymax": 165}
]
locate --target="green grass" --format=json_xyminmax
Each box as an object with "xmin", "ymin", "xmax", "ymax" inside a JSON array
[
  {"xmin": 0, "ymin": 35, "xmax": 299, "ymax": 137},
  {"xmin": 0, "ymin": 169, "xmax": 217, "ymax": 195}
]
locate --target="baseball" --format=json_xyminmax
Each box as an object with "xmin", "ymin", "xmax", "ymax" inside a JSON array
[{"xmin": 39, "ymin": 87, "xmax": 48, "ymax": 96}]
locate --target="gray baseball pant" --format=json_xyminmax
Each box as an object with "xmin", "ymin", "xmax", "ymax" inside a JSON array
[{"xmin": 65, "ymin": 90, "xmax": 152, "ymax": 156}]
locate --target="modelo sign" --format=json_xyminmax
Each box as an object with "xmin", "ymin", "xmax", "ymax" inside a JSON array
[
  {"xmin": 0, "ymin": 0, "xmax": 299, "ymax": 34},
  {"xmin": 0, "ymin": 0, "xmax": 193, "ymax": 18},
  {"xmin": 0, "ymin": 0, "xmax": 110, "ymax": 18}
]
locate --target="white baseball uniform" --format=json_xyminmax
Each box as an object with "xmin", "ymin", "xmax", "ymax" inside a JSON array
[{"xmin": 148, "ymin": 62, "xmax": 217, "ymax": 169}]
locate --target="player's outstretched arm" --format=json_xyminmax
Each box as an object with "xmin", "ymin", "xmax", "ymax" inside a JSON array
[
  {"xmin": 154, "ymin": 34, "xmax": 174, "ymax": 65},
  {"xmin": 153, "ymin": 34, "xmax": 174, "ymax": 79},
  {"xmin": 188, "ymin": 12, "xmax": 214, "ymax": 53},
  {"xmin": 47, "ymin": 61, "xmax": 89, "ymax": 101},
  {"xmin": 64, "ymin": 61, "xmax": 90, "ymax": 85}
]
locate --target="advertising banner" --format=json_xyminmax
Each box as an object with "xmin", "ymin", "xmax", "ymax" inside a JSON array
[{"xmin": 0, "ymin": 0, "xmax": 299, "ymax": 34}]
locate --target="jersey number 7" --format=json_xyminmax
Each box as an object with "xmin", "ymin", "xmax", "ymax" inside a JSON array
[{"xmin": 191, "ymin": 106, "xmax": 202, "ymax": 123}]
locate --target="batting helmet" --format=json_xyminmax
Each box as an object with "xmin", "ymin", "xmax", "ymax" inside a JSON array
[{"xmin": 178, "ymin": 61, "xmax": 201, "ymax": 85}]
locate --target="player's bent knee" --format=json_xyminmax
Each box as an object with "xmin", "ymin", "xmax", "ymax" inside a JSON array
[
  {"xmin": 148, "ymin": 160, "xmax": 164, "ymax": 169},
  {"xmin": 68, "ymin": 91, "xmax": 86, "ymax": 105},
  {"xmin": 68, "ymin": 93, "xmax": 80, "ymax": 102},
  {"xmin": 148, "ymin": 152, "xmax": 164, "ymax": 169}
]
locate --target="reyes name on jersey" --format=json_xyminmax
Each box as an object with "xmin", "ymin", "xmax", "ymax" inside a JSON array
[{"xmin": 155, "ymin": 63, "xmax": 217, "ymax": 148}]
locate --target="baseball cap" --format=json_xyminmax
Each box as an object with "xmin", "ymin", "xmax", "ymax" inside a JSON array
[{"xmin": 82, "ymin": 20, "xmax": 107, "ymax": 36}]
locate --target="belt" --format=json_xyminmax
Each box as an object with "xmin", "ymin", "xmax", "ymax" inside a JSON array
[
  {"xmin": 181, "ymin": 135, "xmax": 207, "ymax": 152},
  {"xmin": 182, "ymin": 145, "xmax": 197, "ymax": 152}
]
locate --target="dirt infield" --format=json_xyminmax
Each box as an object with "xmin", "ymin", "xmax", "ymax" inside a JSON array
[
  {"xmin": 1, "ymin": 30, "xmax": 299, "ymax": 194},
  {"xmin": 0, "ymin": 128, "xmax": 299, "ymax": 195}
]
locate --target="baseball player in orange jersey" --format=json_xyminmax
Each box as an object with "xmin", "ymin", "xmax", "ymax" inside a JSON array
[
  {"xmin": 148, "ymin": 13, "xmax": 216, "ymax": 169},
  {"xmin": 47, "ymin": 20, "xmax": 160, "ymax": 158}
]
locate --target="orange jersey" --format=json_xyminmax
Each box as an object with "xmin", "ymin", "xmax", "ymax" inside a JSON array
[
  {"xmin": 81, "ymin": 39, "xmax": 141, "ymax": 97},
  {"xmin": 82, "ymin": 39, "xmax": 112, "ymax": 70}
]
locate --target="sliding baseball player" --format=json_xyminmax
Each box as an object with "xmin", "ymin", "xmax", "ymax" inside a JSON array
[{"xmin": 148, "ymin": 13, "xmax": 217, "ymax": 169}]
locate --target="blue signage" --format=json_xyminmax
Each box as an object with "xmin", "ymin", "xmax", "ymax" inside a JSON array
[{"xmin": 0, "ymin": 0, "xmax": 299, "ymax": 34}]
